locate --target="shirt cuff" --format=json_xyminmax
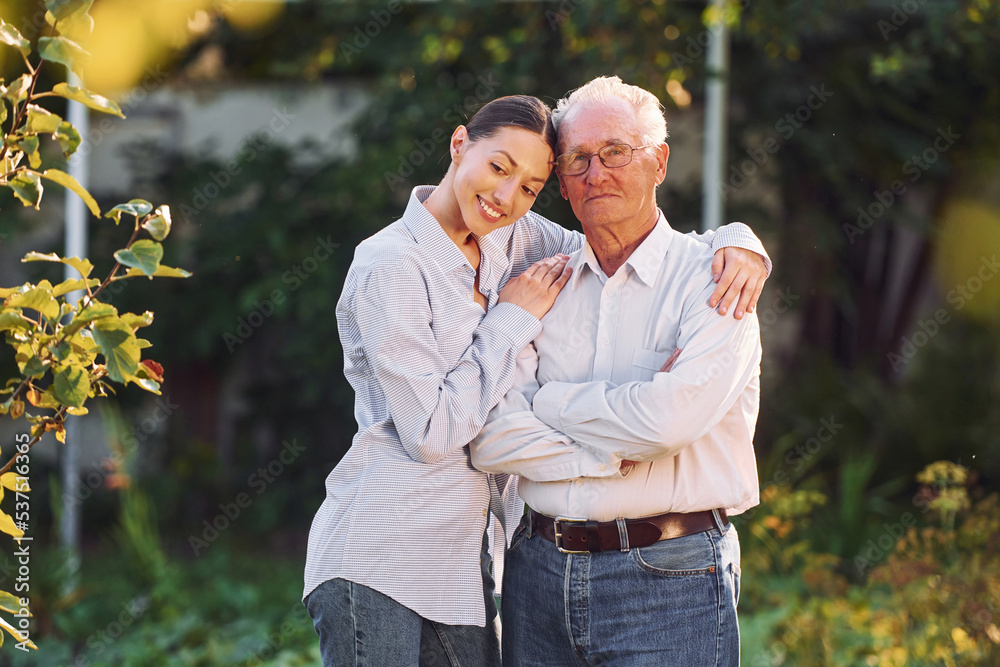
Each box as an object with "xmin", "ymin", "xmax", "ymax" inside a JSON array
[
  {"xmin": 711, "ymin": 222, "xmax": 772, "ymax": 277},
  {"xmin": 481, "ymin": 302, "xmax": 543, "ymax": 350}
]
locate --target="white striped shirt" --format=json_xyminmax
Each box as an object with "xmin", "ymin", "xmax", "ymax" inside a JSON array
[{"xmin": 303, "ymin": 186, "xmax": 769, "ymax": 626}]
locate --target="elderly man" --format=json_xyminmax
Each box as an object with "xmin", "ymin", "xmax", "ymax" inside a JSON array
[{"xmin": 471, "ymin": 76, "xmax": 762, "ymax": 666}]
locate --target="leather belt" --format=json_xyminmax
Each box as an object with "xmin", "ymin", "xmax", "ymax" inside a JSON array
[{"xmin": 528, "ymin": 507, "xmax": 727, "ymax": 553}]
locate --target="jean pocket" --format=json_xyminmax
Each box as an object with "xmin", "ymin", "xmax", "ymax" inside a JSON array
[
  {"xmin": 631, "ymin": 532, "xmax": 718, "ymax": 576},
  {"xmin": 507, "ymin": 521, "xmax": 529, "ymax": 553}
]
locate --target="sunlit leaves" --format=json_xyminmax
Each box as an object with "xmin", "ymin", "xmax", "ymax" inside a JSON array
[
  {"xmin": 6, "ymin": 282, "xmax": 60, "ymax": 321},
  {"xmin": 55, "ymin": 120, "xmax": 82, "ymax": 156},
  {"xmin": 45, "ymin": 0, "xmax": 94, "ymax": 23},
  {"xmin": 105, "ymin": 199, "xmax": 153, "ymax": 224},
  {"xmin": 1, "ymin": 74, "xmax": 31, "ymax": 106},
  {"xmin": 0, "ymin": 20, "xmax": 31, "ymax": 57},
  {"xmin": 7, "ymin": 171, "xmax": 42, "ymax": 209},
  {"xmin": 53, "ymin": 365, "xmax": 89, "ymax": 407},
  {"xmin": 114, "ymin": 240, "xmax": 164, "ymax": 277},
  {"xmin": 51, "ymin": 277, "xmax": 100, "ymax": 298},
  {"xmin": 51, "ymin": 83, "xmax": 124, "ymax": 118},
  {"xmin": 116, "ymin": 265, "xmax": 192, "ymax": 280},
  {"xmin": 92, "ymin": 318, "xmax": 140, "ymax": 383},
  {"xmin": 22, "ymin": 252, "xmax": 95, "ymax": 279},
  {"xmin": 38, "ymin": 36, "xmax": 90, "ymax": 77},
  {"xmin": 26, "ymin": 105, "xmax": 62, "ymax": 134},
  {"xmin": 39, "ymin": 169, "xmax": 101, "ymax": 216},
  {"xmin": 142, "ymin": 205, "xmax": 172, "ymax": 241}
]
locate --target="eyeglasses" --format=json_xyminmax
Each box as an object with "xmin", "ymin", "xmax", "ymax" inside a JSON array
[{"xmin": 555, "ymin": 143, "xmax": 653, "ymax": 176}]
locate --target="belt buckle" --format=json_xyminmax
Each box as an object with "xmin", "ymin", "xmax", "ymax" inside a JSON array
[{"xmin": 553, "ymin": 516, "xmax": 589, "ymax": 554}]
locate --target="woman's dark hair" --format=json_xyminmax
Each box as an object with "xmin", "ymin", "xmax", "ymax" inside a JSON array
[{"xmin": 465, "ymin": 95, "xmax": 557, "ymax": 156}]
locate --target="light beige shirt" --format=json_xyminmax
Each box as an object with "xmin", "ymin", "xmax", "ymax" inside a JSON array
[{"xmin": 471, "ymin": 212, "xmax": 762, "ymax": 522}]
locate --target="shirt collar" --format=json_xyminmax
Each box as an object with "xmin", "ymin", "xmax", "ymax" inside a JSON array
[
  {"xmin": 402, "ymin": 186, "xmax": 473, "ymax": 274},
  {"xmin": 571, "ymin": 210, "xmax": 674, "ymax": 288}
]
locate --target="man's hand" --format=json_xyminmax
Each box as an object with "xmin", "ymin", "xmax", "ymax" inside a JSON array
[{"xmin": 709, "ymin": 247, "xmax": 767, "ymax": 319}]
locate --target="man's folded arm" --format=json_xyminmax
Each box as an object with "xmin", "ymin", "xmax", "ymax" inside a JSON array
[
  {"xmin": 469, "ymin": 344, "xmax": 623, "ymax": 482},
  {"xmin": 531, "ymin": 282, "xmax": 762, "ymax": 463}
]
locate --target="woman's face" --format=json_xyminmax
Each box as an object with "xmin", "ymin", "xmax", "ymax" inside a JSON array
[{"xmin": 450, "ymin": 126, "xmax": 554, "ymax": 237}]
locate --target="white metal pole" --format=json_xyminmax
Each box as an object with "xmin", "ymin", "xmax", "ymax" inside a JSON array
[
  {"xmin": 61, "ymin": 72, "xmax": 88, "ymax": 592},
  {"xmin": 701, "ymin": 0, "xmax": 730, "ymax": 232}
]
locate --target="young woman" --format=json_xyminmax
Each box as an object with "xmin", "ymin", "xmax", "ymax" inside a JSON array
[{"xmin": 303, "ymin": 95, "xmax": 768, "ymax": 667}]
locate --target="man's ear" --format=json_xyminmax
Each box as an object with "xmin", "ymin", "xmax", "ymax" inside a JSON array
[
  {"xmin": 654, "ymin": 143, "xmax": 670, "ymax": 185},
  {"xmin": 450, "ymin": 126, "xmax": 470, "ymax": 164},
  {"xmin": 557, "ymin": 172, "xmax": 568, "ymax": 200}
]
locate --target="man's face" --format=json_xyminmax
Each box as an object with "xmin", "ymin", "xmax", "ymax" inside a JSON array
[{"xmin": 556, "ymin": 99, "xmax": 668, "ymax": 234}]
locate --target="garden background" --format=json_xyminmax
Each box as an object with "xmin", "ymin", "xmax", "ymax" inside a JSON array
[{"xmin": 1, "ymin": 0, "xmax": 999, "ymax": 665}]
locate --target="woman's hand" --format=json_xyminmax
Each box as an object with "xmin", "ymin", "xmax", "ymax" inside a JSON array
[
  {"xmin": 709, "ymin": 247, "xmax": 767, "ymax": 319},
  {"xmin": 498, "ymin": 255, "xmax": 573, "ymax": 320}
]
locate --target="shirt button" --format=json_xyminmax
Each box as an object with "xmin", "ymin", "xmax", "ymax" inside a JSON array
[
  {"xmin": 600, "ymin": 337, "xmax": 609, "ymax": 347},
  {"xmin": 575, "ymin": 479, "xmax": 583, "ymax": 487},
  {"xmin": 482, "ymin": 509, "xmax": 488, "ymax": 516},
  {"xmin": 597, "ymin": 463, "xmax": 606, "ymax": 471}
]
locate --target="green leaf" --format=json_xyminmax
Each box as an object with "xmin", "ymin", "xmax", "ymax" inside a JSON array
[
  {"xmin": 116, "ymin": 264, "xmax": 192, "ymax": 280},
  {"xmin": 40, "ymin": 169, "xmax": 100, "ymax": 216},
  {"xmin": 14, "ymin": 135, "xmax": 40, "ymax": 168},
  {"xmin": 45, "ymin": 0, "xmax": 93, "ymax": 23},
  {"xmin": 45, "ymin": 10, "xmax": 93, "ymax": 42},
  {"xmin": 7, "ymin": 284, "xmax": 59, "ymax": 320},
  {"xmin": 131, "ymin": 377, "xmax": 161, "ymax": 394},
  {"xmin": 20, "ymin": 355, "xmax": 48, "ymax": 378},
  {"xmin": 0, "ymin": 19, "xmax": 31, "ymax": 57},
  {"xmin": 114, "ymin": 240, "xmax": 163, "ymax": 277},
  {"xmin": 120, "ymin": 311, "xmax": 154, "ymax": 329},
  {"xmin": 38, "ymin": 36, "xmax": 90, "ymax": 77},
  {"xmin": 0, "ymin": 312, "xmax": 32, "ymax": 332},
  {"xmin": 22, "ymin": 252, "xmax": 94, "ymax": 278},
  {"xmin": 26, "ymin": 105, "xmax": 62, "ymax": 134},
  {"xmin": 62, "ymin": 302, "xmax": 114, "ymax": 336},
  {"xmin": 142, "ymin": 205, "xmax": 171, "ymax": 241},
  {"xmin": 51, "ymin": 340, "xmax": 71, "ymax": 361},
  {"xmin": 1, "ymin": 151, "xmax": 21, "ymax": 177},
  {"xmin": 53, "ymin": 365, "xmax": 88, "ymax": 407},
  {"xmin": 51, "ymin": 83, "xmax": 124, "ymax": 118},
  {"xmin": 0, "ymin": 590, "xmax": 20, "ymax": 615},
  {"xmin": 92, "ymin": 319, "xmax": 139, "ymax": 383},
  {"xmin": 1, "ymin": 74, "xmax": 32, "ymax": 105},
  {"xmin": 104, "ymin": 199, "xmax": 152, "ymax": 224},
  {"xmin": 8, "ymin": 170, "xmax": 43, "ymax": 208},
  {"xmin": 52, "ymin": 277, "xmax": 99, "ymax": 297},
  {"xmin": 55, "ymin": 120, "xmax": 81, "ymax": 156}
]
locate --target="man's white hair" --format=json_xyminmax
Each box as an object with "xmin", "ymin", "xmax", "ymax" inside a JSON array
[{"xmin": 552, "ymin": 75, "xmax": 668, "ymax": 148}]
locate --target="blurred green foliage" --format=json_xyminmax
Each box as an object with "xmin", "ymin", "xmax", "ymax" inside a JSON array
[{"xmin": 738, "ymin": 462, "xmax": 1000, "ymax": 666}]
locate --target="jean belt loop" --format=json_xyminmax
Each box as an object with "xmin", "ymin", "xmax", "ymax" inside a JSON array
[
  {"xmin": 711, "ymin": 508, "xmax": 726, "ymax": 534},
  {"xmin": 616, "ymin": 518, "xmax": 630, "ymax": 552},
  {"xmin": 525, "ymin": 509, "xmax": 534, "ymax": 539}
]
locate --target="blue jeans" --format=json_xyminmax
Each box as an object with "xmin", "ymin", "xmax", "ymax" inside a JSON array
[
  {"xmin": 501, "ymin": 513, "xmax": 741, "ymax": 666},
  {"xmin": 305, "ymin": 532, "xmax": 500, "ymax": 666}
]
